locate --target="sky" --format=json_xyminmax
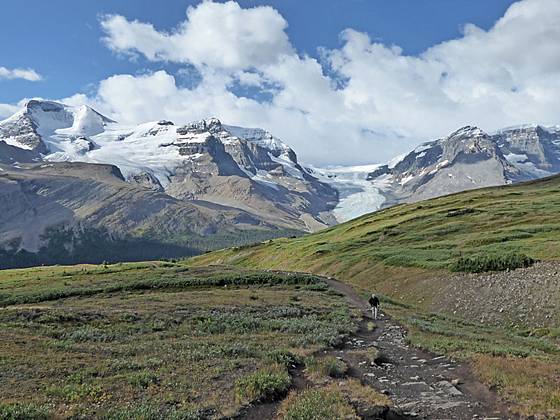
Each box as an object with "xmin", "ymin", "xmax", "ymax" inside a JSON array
[{"xmin": 1, "ymin": 0, "xmax": 559, "ymax": 165}]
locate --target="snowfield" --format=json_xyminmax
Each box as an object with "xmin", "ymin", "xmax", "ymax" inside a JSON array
[
  {"xmin": 309, "ymin": 164, "xmax": 386, "ymax": 222},
  {"xmin": 1, "ymin": 101, "xmax": 311, "ymax": 190}
]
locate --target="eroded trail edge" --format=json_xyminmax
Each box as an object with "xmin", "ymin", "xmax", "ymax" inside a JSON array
[{"xmin": 321, "ymin": 276, "xmax": 511, "ymax": 420}]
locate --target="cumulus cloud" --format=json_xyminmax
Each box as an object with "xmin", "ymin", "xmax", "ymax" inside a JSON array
[
  {"xmin": 101, "ymin": 1, "xmax": 292, "ymax": 70},
  {"xmin": 76, "ymin": 0, "xmax": 560, "ymax": 164},
  {"xmin": 0, "ymin": 66, "xmax": 42, "ymax": 81},
  {"xmin": 0, "ymin": 103, "xmax": 20, "ymax": 119}
]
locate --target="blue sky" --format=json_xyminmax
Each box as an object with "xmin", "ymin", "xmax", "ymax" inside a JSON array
[
  {"xmin": 1, "ymin": 0, "xmax": 558, "ymax": 165},
  {"xmin": 1, "ymin": 0, "xmax": 516, "ymax": 103}
]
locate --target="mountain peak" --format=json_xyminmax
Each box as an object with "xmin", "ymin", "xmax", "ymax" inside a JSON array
[
  {"xmin": 24, "ymin": 99, "xmax": 115, "ymax": 124},
  {"xmin": 446, "ymin": 126, "xmax": 487, "ymax": 140},
  {"xmin": 25, "ymin": 99, "xmax": 65, "ymax": 113},
  {"xmin": 178, "ymin": 117, "xmax": 223, "ymax": 135}
]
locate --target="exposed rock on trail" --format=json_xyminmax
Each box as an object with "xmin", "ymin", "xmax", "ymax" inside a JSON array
[
  {"xmin": 321, "ymin": 277, "xmax": 512, "ymax": 420},
  {"xmin": 236, "ymin": 274, "xmax": 512, "ymax": 419}
]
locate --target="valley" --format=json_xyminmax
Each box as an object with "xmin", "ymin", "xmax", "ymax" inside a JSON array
[
  {"xmin": 0, "ymin": 262, "xmax": 524, "ymax": 419},
  {"xmin": 2, "ymin": 100, "xmax": 560, "ymax": 418}
]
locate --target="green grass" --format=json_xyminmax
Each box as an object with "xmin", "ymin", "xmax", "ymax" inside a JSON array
[
  {"xmin": 187, "ymin": 176, "xmax": 560, "ymax": 417},
  {"xmin": 279, "ymin": 379, "xmax": 391, "ymax": 420},
  {"xmin": 0, "ymin": 262, "xmax": 323, "ymax": 307},
  {"xmin": 234, "ymin": 364, "xmax": 291, "ymax": 403},
  {"xmin": 0, "ymin": 263, "xmax": 358, "ymax": 418},
  {"xmin": 304, "ymin": 356, "xmax": 348, "ymax": 381},
  {"xmin": 279, "ymin": 389, "xmax": 357, "ymax": 420},
  {"xmin": 189, "ymin": 175, "xmax": 560, "ymax": 277}
]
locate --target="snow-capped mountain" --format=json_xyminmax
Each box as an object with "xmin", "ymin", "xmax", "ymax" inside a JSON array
[
  {"xmin": 3, "ymin": 99, "xmax": 560, "ymax": 267},
  {"xmin": 0, "ymin": 99, "xmax": 114, "ymax": 155},
  {"xmin": 0, "ymin": 100, "xmax": 337, "ymax": 229},
  {"xmin": 367, "ymin": 124, "xmax": 560, "ymax": 206},
  {"xmin": 0, "ymin": 100, "xmax": 337, "ymax": 267}
]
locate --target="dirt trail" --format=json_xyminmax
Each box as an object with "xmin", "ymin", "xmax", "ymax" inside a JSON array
[
  {"xmin": 237, "ymin": 274, "xmax": 512, "ymax": 419},
  {"xmin": 322, "ymin": 276, "xmax": 512, "ymax": 420}
]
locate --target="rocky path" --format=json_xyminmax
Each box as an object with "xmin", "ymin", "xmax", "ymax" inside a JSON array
[
  {"xmin": 238, "ymin": 274, "xmax": 512, "ymax": 419},
  {"xmin": 322, "ymin": 276, "xmax": 512, "ymax": 420}
]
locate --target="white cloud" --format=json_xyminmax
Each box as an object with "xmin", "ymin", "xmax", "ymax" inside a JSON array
[
  {"xmin": 0, "ymin": 103, "xmax": 20, "ymax": 119},
  {"xmin": 101, "ymin": 1, "xmax": 292, "ymax": 70},
  {"xmin": 0, "ymin": 66, "xmax": 42, "ymax": 82},
  {"xmin": 324, "ymin": 0, "xmax": 560, "ymax": 141},
  {"xmin": 50, "ymin": 0, "xmax": 560, "ymax": 165}
]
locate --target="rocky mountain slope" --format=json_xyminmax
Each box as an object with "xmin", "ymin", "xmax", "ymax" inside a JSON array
[
  {"xmin": 0, "ymin": 161, "xmax": 295, "ymax": 267},
  {"xmin": 3, "ymin": 98, "xmax": 560, "ymax": 266},
  {"xmin": 0, "ymin": 100, "xmax": 337, "ymax": 229},
  {"xmin": 0, "ymin": 100, "xmax": 337, "ymax": 267},
  {"xmin": 367, "ymin": 124, "xmax": 560, "ymax": 206}
]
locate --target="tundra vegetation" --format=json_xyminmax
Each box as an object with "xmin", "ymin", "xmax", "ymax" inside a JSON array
[
  {"xmin": 190, "ymin": 176, "xmax": 560, "ymax": 417},
  {"xmin": 0, "ymin": 263, "xmax": 364, "ymax": 418}
]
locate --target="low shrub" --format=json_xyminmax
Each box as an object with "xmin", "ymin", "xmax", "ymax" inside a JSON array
[
  {"xmin": 234, "ymin": 364, "xmax": 291, "ymax": 403},
  {"xmin": 265, "ymin": 349, "xmax": 300, "ymax": 367},
  {"xmin": 64, "ymin": 326, "xmax": 116, "ymax": 343},
  {"xmin": 278, "ymin": 388, "xmax": 357, "ymax": 420},
  {"xmin": 0, "ymin": 403, "xmax": 50, "ymax": 420},
  {"xmin": 46, "ymin": 383, "xmax": 102, "ymax": 402},
  {"xmin": 327, "ymin": 378, "xmax": 391, "ymax": 408},
  {"xmin": 446, "ymin": 208, "xmax": 475, "ymax": 217},
  {"xmin": 127, "ymin": 371, "xmax": 159, "ymax": 388},
  {"xmin": 305, "ymin": 356, "xmax": 348, "ymax": 381},
  {"xmin": 451, "ymin": 253, "xmax": 536, "ymax": 273},
  {"xmin": 302, "ymin": 282, "xmax": 329, "ymax": 292},
  {"xmin": 348, "ymin": 347, "xmax": 380, "ymax": 366},
  {"xmin": 102, "ymin": 404, "xmax": 206, "ymax": 420}
]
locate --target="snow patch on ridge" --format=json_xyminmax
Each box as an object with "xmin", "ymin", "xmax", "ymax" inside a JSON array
[{"xmin": 1, "ymin": 102, "xmax": 312, "ymax": 192}]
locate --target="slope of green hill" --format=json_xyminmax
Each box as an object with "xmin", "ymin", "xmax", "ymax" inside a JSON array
[
  {"xmin": 190, "ymin": 174, "xmax": 560, "ymax": 291},
  {"xmin": 189, "ymin": 176, "xmax": 560, "ymax": 416}
]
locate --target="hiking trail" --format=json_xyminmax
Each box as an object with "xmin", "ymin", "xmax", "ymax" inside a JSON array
[{"xmin": 237, "ymin": 275, "xmax": 513, "ymax": 419}]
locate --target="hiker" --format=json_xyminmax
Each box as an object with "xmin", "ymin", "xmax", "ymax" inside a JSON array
[{"xmin": 368, "ymin": 294, "xmax": 380, "ymax": 319}]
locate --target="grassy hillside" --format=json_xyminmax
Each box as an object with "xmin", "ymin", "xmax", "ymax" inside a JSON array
[
  {"xmin": 189, "ymin": 176, "xmax": 560, "ymax": 416},
  {"xmin": 190, "ymin": 174, "xmax": 560, "ymax": 291}
]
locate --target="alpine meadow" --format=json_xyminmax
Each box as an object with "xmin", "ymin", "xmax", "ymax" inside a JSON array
[{"xmin": 1, "ymin": 0, "xmax": 560, "ymax": 419}]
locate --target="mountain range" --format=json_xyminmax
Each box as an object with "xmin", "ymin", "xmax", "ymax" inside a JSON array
[
  {"xmin": 2, "ymin": 99, "xmax": 560, "ymax": 267},
  {"xmin": 0, "ymin": 100, "xmax": 338, "ymax": 267},
  {"xmin": 364, "ymin": 124, "xmax": 560, "ymax": 206}
]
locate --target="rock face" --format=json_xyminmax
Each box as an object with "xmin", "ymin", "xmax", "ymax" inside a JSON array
[
  {"xmin": 0, "ymin": 161, "xmax": 285, "ymax": 267},
  {"xmin": 167, "ymin": 118, "xmax": 337, "ymax": 230},
  {"xmin": 495, "ymin": 125, "xmax": 560, "ymax": 174},
  {"xmin": 368, "ymin": 125, "xmax": 560, "ymax": 206},
  {"xmin": 0, "ymin": 100, "xmax": 337, "ymax": 266}
]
